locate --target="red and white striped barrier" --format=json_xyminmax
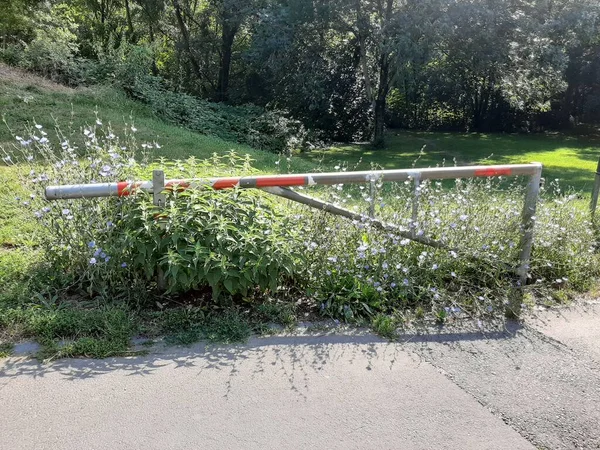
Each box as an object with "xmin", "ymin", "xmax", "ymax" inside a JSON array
[
  {"xmin": 45, "ymin": 163, "xmax": 541, "ymax": 200},
  {"xmin": 44, "ymin": 162, "xmax": 543, "ymax": 304}
]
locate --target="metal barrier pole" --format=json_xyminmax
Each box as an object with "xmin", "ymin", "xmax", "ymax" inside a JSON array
[
  {"xmin": 590, "ymin": 157, "xmax": 600, "ymax": 220},
  {"xmin": 369, "ymin": 179, "xmax": 376, "ymax": 219},
  {"xmin": 514, "ymin": 163, "xmax": 543, "ymax": 315},
  {"xmin": 410, "ymin": 174, "xmax": 421, "ymax": 238},
  {"xmin": 153, "ymin": 170, "xmax": 166, "ymax": 290}
]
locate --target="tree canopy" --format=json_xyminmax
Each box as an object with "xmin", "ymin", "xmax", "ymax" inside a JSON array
[{"xmin": 2, "ymin": 0, "xmax": 600, "ymax": 146}]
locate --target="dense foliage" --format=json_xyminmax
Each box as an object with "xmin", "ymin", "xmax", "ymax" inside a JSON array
[
  {"xmin": 2, "ymin": 122, "xmax": 598, "ymax": 323},
  {"xmin": 2, "ymin": 0, "xmax": 600, "ymax": 147}
]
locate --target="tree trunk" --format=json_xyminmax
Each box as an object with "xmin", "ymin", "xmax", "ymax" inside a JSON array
[
  {"xmin": 172, "ymin": 0, "xmax": 204, "ymax": 83},
  {"xmin": 371, "ymin": 0, "xmax": 394, "ymax": 148},
  {"xmin": 372, "ymin": 48, "xmax": 390, "ymax": 148},
  {"xmin": 373, "ymin": 97, "xmax": 386, "ymax": 148},
  {"xmin": 216, "ymin": 22, "xmax": 237, "ymax": 102},
  {"xmin": 124, "ymin": 0, "xmax": 136, "ymax": 43}
]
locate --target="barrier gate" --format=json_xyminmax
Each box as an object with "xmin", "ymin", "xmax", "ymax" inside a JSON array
[{"xmin": 45, "ymin": 162, "xmax": 543, "ymax": 306}]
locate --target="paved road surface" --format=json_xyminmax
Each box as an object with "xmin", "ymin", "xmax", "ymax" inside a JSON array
[{"xmin": 1, "ymin": 304, "xmax": 600, "ymax": 449}]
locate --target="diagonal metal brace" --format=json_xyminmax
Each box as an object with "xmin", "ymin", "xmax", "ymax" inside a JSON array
[{"xmin": 261, "ymin": 186, "xmax": 447, "ymax": 249}]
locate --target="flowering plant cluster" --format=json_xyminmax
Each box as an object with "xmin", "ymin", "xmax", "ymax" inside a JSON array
[
  {"xmin": 296, "ymin": 169, "xmax": 599, "ymax": 321},
  {"xmin": 2, "ymin": 119, "xmax": 598, "ymax": 321}
]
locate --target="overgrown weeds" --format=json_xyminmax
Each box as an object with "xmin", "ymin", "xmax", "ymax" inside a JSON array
[{"xmin": 1, "ymin": 116, "xmax": 599, "ymax": 357}]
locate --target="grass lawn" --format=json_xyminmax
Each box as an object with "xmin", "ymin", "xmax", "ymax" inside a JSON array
[
  {"xmin": 303, "ymin": 132, "xmax": 600, "ymax": 192},
  {"xmin": 2, "ymin": 65, "xmax": 599, "ymax": 358},
  {"xmin": 0, "ymin": 64, "xmax": 313, "ymax": 173},
  {"xmin": 0, "ymin": 64, "xmax": 312, "ymax": 247}
]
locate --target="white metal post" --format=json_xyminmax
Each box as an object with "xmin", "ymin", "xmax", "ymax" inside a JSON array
[
  {"xmin": 514, "ymin": 163, "xmax": 543, "ymax": 315},
  {"xmin": 153, "ymin": 170, "xmax": 166, "ymax": 290}
]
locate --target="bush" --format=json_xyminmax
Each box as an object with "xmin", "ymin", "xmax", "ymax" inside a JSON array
[
  {"xmin": 3, "ymin": 122, "xmax": 302, "ymax": 305},
  {"xmin": 296, "ymin": 174, "xmax": 600, "ymax": 321},
  {"xmin": 123, "ymin": 71, "xmax": 307, "ymax": 154},
  {"xmin": 2, "ymin": 115, "xmax": 599, "ymax": 328}
]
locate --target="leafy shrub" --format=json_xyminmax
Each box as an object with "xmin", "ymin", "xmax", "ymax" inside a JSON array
[
  {"xmin": 2, "ymin": 115, "xmax": 599, "ymax": 329},
  {"xmin": 118, "ymin": 184, "xmax": 300, "ymax": 300},
  {"xmin": 296, "ymin": 173, "xmax": 600, "ymax": 321},
  {"xmin": 2, "ymin": 121, "xmax": 302, "ymax": 305},
  {"xmin": 126, "ymin": 74, "xmax": 306, "ymax": 154}
]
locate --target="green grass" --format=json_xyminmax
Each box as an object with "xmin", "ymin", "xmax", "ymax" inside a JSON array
[
  {"xmin": 303, "ymin": 132, "xmax": 600, "ymax": 192},
  {"xmin": 0, "ymin": 64, "xmax": 312, "ymax": 172},
  {"xmin": 1, "ymin": 65, "xmax": 600, "ymax": 358},
  {"xmin": 0, "ymin": 64, "xmax": 313, "ymax": 248}
]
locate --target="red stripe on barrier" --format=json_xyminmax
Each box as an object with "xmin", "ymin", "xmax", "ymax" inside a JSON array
[
  {"xmin": 166, "ymin": 180, "xmax": 191, "ymax": 191},
  {"xmin": 255, "ymin": 176, "xmax": 307, "ymax": 188},
  {"xmin": 212, "ymin": 177, "xmax": 241, "ymax": 190},
  {"xmin": 474, "ymin": 167, "xmax": 512, "ymax": 177},
  {"xmin": 117, "ymin": 181, "xmax": 137, "ymax": 196}
]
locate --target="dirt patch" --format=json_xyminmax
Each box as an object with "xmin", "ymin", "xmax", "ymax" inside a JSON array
[{"xmin": 0, "ymin": 63, "xmax": 75, "ymax": 94}]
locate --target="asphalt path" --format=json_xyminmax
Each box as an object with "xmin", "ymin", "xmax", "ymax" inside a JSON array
[{"xmin": 2, "ymin": 304, "xmax": 600, "ymax": 449}]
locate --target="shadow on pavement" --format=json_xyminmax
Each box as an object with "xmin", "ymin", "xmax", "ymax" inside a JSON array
[{"xmin": 0, "ymin": 321, "xmax": 525, "ymax": 393}]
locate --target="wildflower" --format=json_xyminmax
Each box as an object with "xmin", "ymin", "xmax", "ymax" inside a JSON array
[
  {"xmin": 100, "ymin": 252, "xmax": 107, "ymax": 259},
  {"xmin": 121, "ymin": 262, "xmax": 127, "ymax": 268},
  {"xmin": 460, "ymin": 214, "xmax": 468, "ymax": 221},
  {"xmin": 15, "ymin": 136, "xmax": 23, "ymax": 141},
  {"xmin": 400, "ymin": 239, "xmax": 410, "ymax": 246},
  {"xmin": 88, "ymin": 241, "xmax": 96, "ymax": 248},
  {"xmin": 382, "ymin": 262, "xmax": 389, "ymax": 270},
  {"xmin": 131, "ymin": 125, "xmax": 138, "ymax": 132},
  {"xmin": 390, "ymin": 282, "xmax": 397, "ymax": 288},
  {"xmin": 478, "ymin": 296, "xmax": 484, "ymax": 301},
  {"xmin": 451, "ymin": 272, "xmax": 457, "ymax": 278},
  {"xmin": 327, "ymin": 256, "xmax": 338, "ymax": 263},
  {"xmin": 84, "ymin": 129, "xmax": 91, "ymax": 136},
  {"xmin": 34, "ymin": 211, "xmax": 42, "ymax": 218},
  {"xmin": 432, "ymin": 264, "xmax": 438, "ymax": 270},
  {"xmin": 93, "ymin": 248, "xmax": 102, "ymax": 257},
  {"xmin": 403, "ymin": 278, "xmax": 409, "ymax": 286},
  {"xmin": 89, "ymin": 258, "xmax": 97, "ymax": 265},
  {"xmin": 96, "ymin": 119, "xmax": 103, "ymax": 126},
  {"xmin": 62, "ymin": 208, "xmax": 70, "ymax": 216},
  {"xmin": 376, "ymin": 286, "xmax": 383, "ymax": 292},
  {"xmin": 105, "ymin": 256, "xmax": 111, "ymax": 263},
  {"xmin": 39, "ymin": 137, "xmax": 48, "ymax": 144},
  {"xmin": 35, "ymin": 124, "xmax": 43, "ymax": 129},
  {"xmin": 2, "ymin": 156, "xmax": 11, "ymax": 163}
]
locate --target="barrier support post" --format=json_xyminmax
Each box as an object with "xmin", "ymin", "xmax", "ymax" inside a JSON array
[
  {"xmin": 410, "ymin": 174, "xmax": 421, "ymax": 238},
  {"xmin": 514, "ymin": 163, "xmax": 542, "ymax": 316},
  {"xmin": 153, "ymin": 170, "xmax": 166, "ymax": 290},
  {"xmin": 590, "ymin": 157, "xmax": 600, "ymax": 220}
]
